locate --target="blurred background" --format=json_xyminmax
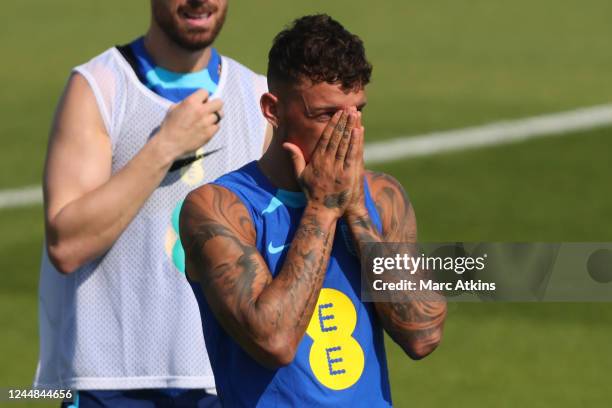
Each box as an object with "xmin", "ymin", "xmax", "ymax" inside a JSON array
[{"xmin": 1, "ymin": 0, "xmax": 611, "ymax": 406}]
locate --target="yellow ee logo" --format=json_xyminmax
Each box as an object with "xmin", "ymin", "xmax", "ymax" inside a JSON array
[{"xmin": 306, "ymin": 288, "xmax": 364, "ymax": 390}]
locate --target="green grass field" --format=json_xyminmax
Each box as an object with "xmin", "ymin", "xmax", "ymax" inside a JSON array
[{"xmin": 1, "ymin": 1, "xmax": 612, "ymax": 406}]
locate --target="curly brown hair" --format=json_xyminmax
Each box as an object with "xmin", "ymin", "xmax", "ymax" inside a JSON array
[{"xmin": 267, "ymin": 14, "xmax": 372, "ymax": 92}]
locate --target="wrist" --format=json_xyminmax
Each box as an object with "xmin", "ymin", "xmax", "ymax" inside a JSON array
[
  {"xmin": 345, "ymin": 206, "xmax": 381, "ymax": 243},
  {"xmin": 149, "ymin": 129, "xmax": 179, "ymax": 168},
  {"xmin": 303, "ymin": 203, "xmax": 341, "ymax": 226}
]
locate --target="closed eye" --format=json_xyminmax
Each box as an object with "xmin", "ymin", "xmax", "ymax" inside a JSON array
[{"xmin": 315, "ymin": 112, "xmax": 335, "ymax": 122}]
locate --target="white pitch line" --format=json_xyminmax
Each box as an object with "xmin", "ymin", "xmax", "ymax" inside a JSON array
[
  {"xmin": 365, "ymin": 103, "xmax": 612, "ymax": 164},
  {"xmin": 2, "ymin": 103, "xmax": 612, "ymax": 210},
  {"xmin": 0, "ymin": 185, "xmax": 42, "ymax": 210}
]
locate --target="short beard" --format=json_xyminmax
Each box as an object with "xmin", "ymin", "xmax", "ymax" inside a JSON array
[{"xmin": 152, "ymin": 2, "xmax": 227, "ymax": 52}]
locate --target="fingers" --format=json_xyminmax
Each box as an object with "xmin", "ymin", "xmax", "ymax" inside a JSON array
[
  {"xmin": 195, "ymin": 106, "xmax": 223, "ymax": 146},
  {"xmin": 282, "ymin": 142, "xmax": 307, "ymax": 177},
  {"xmin": 183, "ymin": 90, "xmax": 223, "ymax": 119},
  {"xmin": 316, "ymin": 110, "xmax": 342, "ymax": 152},
  {"xmin": 201, "ymin": 98, "xmax": 223, "ymax": 114},
  {"xmin": 196, "ymin": 109, "xmax": 224, "ymax": 127},
  {"xmin": 178, "ymin": 91, "xmax": 224, "ymax": 129},
  {"xmin": 345, "ymin": 124, "xmax": 363, "ymax": 169},
  {"xmin": 335, "ymin": 112, "xmax": 356, "ymax": 162},
  {"xmin": 356, "ymin": 113, "xmax": 365, "ymax": 162},
  {"xmin": 211, "ymin": 109, "xmax": 224, "ymax": 124},
  {"xmin": 326, "ymin": 110, "xmax": 349, "ymax": 154},
  {"xmin": 186, "ymin": 88, "xmax": 210, "ymax": 104},
  {"xmin": 351, "ymin": 111, "xmax": 364, "ymax": 164}
]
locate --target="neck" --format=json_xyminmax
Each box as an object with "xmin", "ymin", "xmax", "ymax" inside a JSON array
[
  {"xmin": 144, "ymin": 24, "xmax": 212, "ymax": 72},
  {"xmin": 258, "ymin": 135, "xmax": 302, "ymax": 192}
]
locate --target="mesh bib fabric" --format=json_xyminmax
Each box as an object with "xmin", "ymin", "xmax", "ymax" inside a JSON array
[{"xmin": 34, "ymin": 47, "xmax": 268, "ymax": 390}]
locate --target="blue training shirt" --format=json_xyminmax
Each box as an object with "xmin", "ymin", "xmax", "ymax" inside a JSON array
[{"xmin": 189, "ymin": 161, "xmax": 393, "ymax": 407}]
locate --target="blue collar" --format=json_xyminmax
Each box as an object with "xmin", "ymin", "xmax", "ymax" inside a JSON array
[{"xmin": 129, "ymin": 37, "xmax": 221, "ymax": 102}]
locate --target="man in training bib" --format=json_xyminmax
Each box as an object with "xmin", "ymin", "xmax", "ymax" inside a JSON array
[
  {"xmin": 36, "ymin": 1, "xmax": 269, "ymax": 406},
  {"xmin": 181, "ymin": 14, "xmax": 447, "ymax": 407}
]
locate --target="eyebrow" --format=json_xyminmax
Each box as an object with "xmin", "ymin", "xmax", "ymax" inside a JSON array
[{"xmin": 307, "ymin": 101, "xmax": 368, "ymax": 114}]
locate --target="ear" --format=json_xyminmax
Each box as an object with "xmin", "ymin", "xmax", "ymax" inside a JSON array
[{"xmin": 260, "ymin": 92, "xmax": 280, "ymax": 128}]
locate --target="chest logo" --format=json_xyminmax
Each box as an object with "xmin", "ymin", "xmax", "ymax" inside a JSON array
[
  {"xmin": 267, "ymin": 242, "xmax": 289, "ymax": 254},
  {"xmin": 165, "ymin": 200, "xmax": 186, "ymax": 273},
  {"xmin": 306, "ymin": 288, "xmax": 365, "ymax": 390},
  {"xmin": 170, "ymin": 147, "xmax": 223, "ymax": 172}
]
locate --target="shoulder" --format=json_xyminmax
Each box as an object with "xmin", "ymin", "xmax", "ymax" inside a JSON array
[
  {"xmin": 71, "ymin": 47, "xmax": 129, "ymax": 133},
  {"xmin": 76, "ymin": 47, "xmax": 118, "ymax": 67},
  {"xmin": 365, "ymin": 170, "xmax": 409, "ymax": 202},
  {"xmin": 220, "ymin": 55, "xmax": 260, "ymax": 77},
  {"xmin": 180, "ymin": 184, "xmax": 256, "ymax": 282},
  {"xmin": 73, "ymin": 47, "xmax": 123, "ymax": 82},
  {"xmin": 50, "ymin": 71, "xmax": 108, "ymax": 141},
  {"xmin": 365, "ymin": 170, "xmax": 416, "ymax": 242},
  {"xmin": 182, "ymin": 183, "xmax": 248, "ymax": 223},
  {"xmin": 181, "ymin": 183, "xmax": 255, "ymax": 244},
  {"xmin": 220, "ymin": 55, "xmax": 268, "ymax": 93},
  {"xmin": 64, "ymin": 70, "xmax": 99, "ymax": 101}
]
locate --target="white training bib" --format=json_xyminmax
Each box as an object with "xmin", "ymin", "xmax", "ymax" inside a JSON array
[{"xmin": 34, "ymin": 47, "xmax": 268, "ymax": 390}]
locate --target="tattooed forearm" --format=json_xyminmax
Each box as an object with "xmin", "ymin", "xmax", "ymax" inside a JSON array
[
  {"xmin": 367, "ymin": 241, "xmax": 447, "ymax": 360},
  {"xmin": 264, "ymin": 207, "xmax": 336, "ymax": 335},
  {"xmin": 343, "ymin": 172, "xmax": 447, "ymax": 359},
  {"xmin": 379, "ymin": 295, "xmax": 446, "ymax": 359}
]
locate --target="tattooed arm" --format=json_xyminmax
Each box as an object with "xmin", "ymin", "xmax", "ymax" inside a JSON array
[
  {"xmin": 180, "ymin": 110, "xmax": 361, "ymax": 369},
  {"xmin": 354, "ymin": 172, "xmax": 447, "ymax": 360},
  {"xmin": 341, "ymin": 114, "xmax": 446, "ymax": 360},
  {"xmin": 181, "ymin": 186, "xmax": 337, "ymax": 368}
]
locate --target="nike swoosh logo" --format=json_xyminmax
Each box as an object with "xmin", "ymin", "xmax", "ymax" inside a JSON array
[
  {"xmin": 169, "ymin": 147, "xmax": 223, "ymax": 172},
  {"xmin": 268, "ymin": 242, "xmax": 289, "ymax": 254}
]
